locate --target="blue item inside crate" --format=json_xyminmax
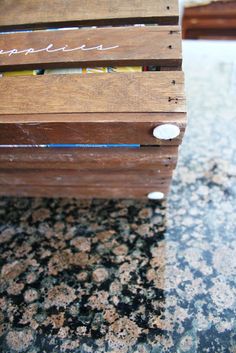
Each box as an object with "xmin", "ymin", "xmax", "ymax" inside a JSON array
[
  {"xmin": 0, "ymin": 144, "xmax": 140, "ymax": 148},
  {"xmin": 47, "ymin": 144, "xmax": 140, "ymax": 148}
]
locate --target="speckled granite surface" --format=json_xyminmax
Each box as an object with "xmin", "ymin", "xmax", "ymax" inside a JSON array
[{"xmin": 0, "ymin": 41, "xmax": 236, "ymax": 353}]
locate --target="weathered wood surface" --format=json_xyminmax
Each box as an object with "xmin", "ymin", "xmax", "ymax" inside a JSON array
[
  {"xmin": 0, "ymin": 72, "xmax": 186, "ymax": 114},
  {"xmin": 0, "ymin": 185, "xmax": 170, "ymax": 199},
  {"xmin": 0, "ymin": 147, "xmax": 178, "ymax": 170},
  {"xmin": 0, "ymin": 26, "xmax": 182, "ymax": 71},
  {"xmin": 0, "ymin": 113, "xmax": 186, "ymax": 145},
  {"xmin": 0, "ymin": 169, "xmax": 172, "ymax": 186},
  {"xmin": 0, "ymin": 0, "xmax": 179, "ymax": 30}
]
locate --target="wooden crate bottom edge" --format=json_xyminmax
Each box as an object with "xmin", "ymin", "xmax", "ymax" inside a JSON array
[{"xmin": 0, "ymin": 185, "xmax": 171, "ymax": 199}]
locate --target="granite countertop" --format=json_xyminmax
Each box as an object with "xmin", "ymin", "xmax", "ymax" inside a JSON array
[{"xmin": 0, "ymin": 41, "xmax": 236, "ymax": 353}]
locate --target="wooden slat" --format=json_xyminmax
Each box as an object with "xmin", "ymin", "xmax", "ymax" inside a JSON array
[
  {"xmin": 0, "ymin": 185, "xmax": 170, "ymax": 199},
  {"xmin": 0, "ymin": 147, "xmax": 178, "ymax": 170},
  {"xmin": 0, "ymin": 113, "xmax": 186, "ymax": 146},
  {"xmin": 0, "ymin": 26, "xmax": 181, "ymax": 71},
  {"xmin": 0, "ymin": 72, "xmax": 185, "ymax": 115},
  {"xmin": 0, "ymin": 0, "xmax": 179, "ymax": 30},
  {"xmin": 0, "ymin": 169, "xmax": 172, "ymax": 186}
]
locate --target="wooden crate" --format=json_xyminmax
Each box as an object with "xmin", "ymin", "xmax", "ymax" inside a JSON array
[{"xmin": 0, "ymin": 0, "xmax": 186, "ymax": 199}]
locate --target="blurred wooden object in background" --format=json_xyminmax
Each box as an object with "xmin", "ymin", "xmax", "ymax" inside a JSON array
[{"xmin": 183, "ymin": 0, "xmax": 236, "ymax": 39}]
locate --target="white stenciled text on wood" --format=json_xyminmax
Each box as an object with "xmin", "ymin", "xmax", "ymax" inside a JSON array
[{"xmin": 0, "ymin": 43, "xmax": 120, "ymax": 57}]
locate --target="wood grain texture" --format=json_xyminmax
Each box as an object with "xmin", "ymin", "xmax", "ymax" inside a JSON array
[
  {"xmin": 0, "ymin": 169, "xmax": 172, "ymax": 187},
  {"xmin": 0, "ymin": 185, "xmax": 170, "ymax": 199},
  {"xmin": 0, "ymin": 72, "xmax": 185, "ymax": 114},
  {"xmin": 0, "ymin": 113, "xmax": 186, "ymax": 145},
  {"xmin": 0, "ymin": 147, "xmax": 178, "ymax": 170},
  {"xmin": 0, "ymin": 0, "xmax": 179, "ymax": 30},
  {"xmin": 0, "ymin": 0, "xmax": 185, "ymax": 199},
  {"xmin": 0, "ymin": 26, "xmax": 181, "ymax": 71}
]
